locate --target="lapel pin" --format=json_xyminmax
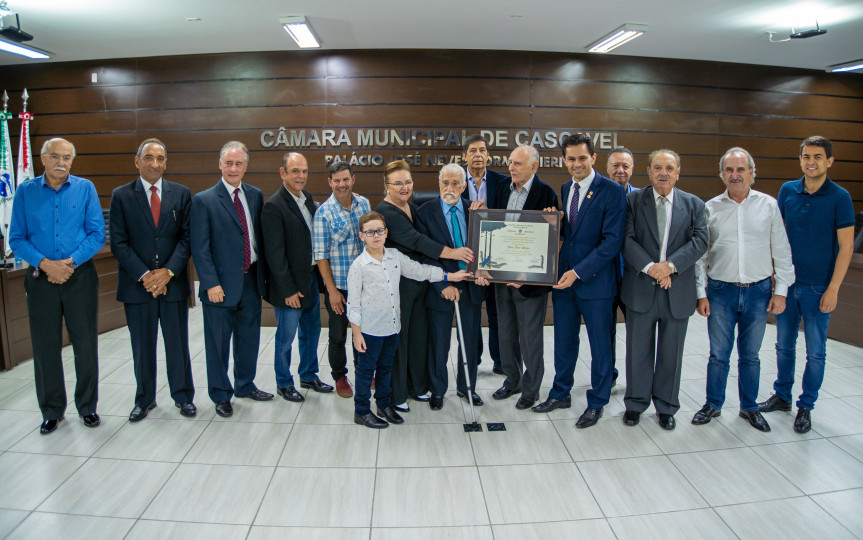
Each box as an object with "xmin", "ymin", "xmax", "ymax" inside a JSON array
[{"xmin": 587, "ymin": 191, "xmax": 593, "ymax": 199}]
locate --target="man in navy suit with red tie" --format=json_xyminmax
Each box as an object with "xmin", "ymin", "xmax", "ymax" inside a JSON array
[
  {"xmin": 533, "ymin": 134, "xmax": 626, "ymax": 429},
  {"xmin": 111, "ymin": 139, "xmax": 196, "ymax": 421},
  {"xmin": 191, "ymin": 141, "xmax": 273, "ymax": 418}
]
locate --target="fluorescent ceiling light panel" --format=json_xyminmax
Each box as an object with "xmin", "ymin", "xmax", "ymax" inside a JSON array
[
  {"xmin": 280, "ymin": 16, "xmax": 320, "ymax": 48},
  {"xmin": 588, "ymin": 24, "xmax": 648, "ymax": 53},
  {"xmin": 828, "ymin": 60, "xmax": 863, "ymax": 73},
  {"xmin": 0, "ymin": 38, "xmax": 50, "ymax": 59}
]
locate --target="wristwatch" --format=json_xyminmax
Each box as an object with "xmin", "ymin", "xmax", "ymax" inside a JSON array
[{"xmin": 667, "ymin": 260, "xmax": 677, "ymax": 273}]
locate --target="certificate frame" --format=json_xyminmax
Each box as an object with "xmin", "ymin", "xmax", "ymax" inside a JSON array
[{"xmin": 467, "ymin": 208, "xmax": 560, "ymax": 286}]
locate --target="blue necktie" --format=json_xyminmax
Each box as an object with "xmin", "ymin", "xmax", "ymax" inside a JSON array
[
  {"xmin": 569, "ymin": 183, "xmax": 580, "ymax": 230},
  {"xmin": 450, "ymin": 206, "xmax": 466, "ymax": 270}
]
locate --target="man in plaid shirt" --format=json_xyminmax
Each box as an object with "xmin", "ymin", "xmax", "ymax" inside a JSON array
[{"xmin": 313, "ymin": 160, "xmax": 372, "ymax": 398}]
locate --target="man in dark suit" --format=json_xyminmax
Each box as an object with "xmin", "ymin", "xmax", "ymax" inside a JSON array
[
  {"xmin": 191, "ymin": 141, "xmax": 273, "ymax": 418},
  {"xmin": 490, "ymin": 146, "xmax": 558, "ymax": 410},
  {"xmin": 462, "ymin": 134, "xmax": 507, "ymax": 375},
  {"xmin": 417, "ymin": 163, "xmax": 488, "ymax": 410},
  {"xmin": 110, "ymin": 138, "xmax": 195, "ymax": 421},
  {"xmin": 534, "ymin": 134, "xmax": 626, "ymax": 429},
  {"xmin": 262, "ymin": 152, "xmax": 332, "ymax": 404},
  {"xmin": 621, "ymin": 149, "xmax": 707, "ymax": 430}
]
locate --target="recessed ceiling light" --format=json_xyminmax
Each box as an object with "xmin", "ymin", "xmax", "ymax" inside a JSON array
[
  {"xmin": 827, "ymin": 60, "xmax": 863, "ymax": 73},
  {"xmin": 0, "ymin": 38, "xmax": 50, "ymax": 59},
  {"xmin": 587, "ymin": 24, "xmax": 648, "ymax": 53},
  {"xmin": 280, "ymin": 16, "xmax": 320, "ymax": 48}
]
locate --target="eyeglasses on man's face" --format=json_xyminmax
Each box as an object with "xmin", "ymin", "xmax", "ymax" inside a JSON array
[{"xmin": 361, "ymin": 228, "xmax": 387, "ymax": 237}]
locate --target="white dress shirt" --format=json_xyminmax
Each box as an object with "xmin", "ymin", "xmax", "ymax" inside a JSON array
[
  {"xmin": 221, "ymin": 178, "xmax": 257, "ymax": 264},
  {"xmin": 695, "ymin": 188, "xmax": 795, "ymax": 298},
  {"xmin": 564, "ymin": 169, "xmax": 595, "ymax": 222},
  {"xmin": 346, "ymin": 247, "xmax": 444, "ymax": 337},
  {"xmin": 140, "ymin": 177, "xmax": 163, "ymax": 206}
]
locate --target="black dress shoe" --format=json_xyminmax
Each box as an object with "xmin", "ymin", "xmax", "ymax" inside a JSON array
[
  {"xmin": 658, "ymin": 413, "xmax": 676, "ymax": 430},
  {"xmin": 378, "ymin": 405, "xmax": 404, "ymax": 424},
  {"xmin": 40, "ymin": 418, "xmax": 63, "ymax": 435},
  {"xmin": 492, "ymin": 385, "xmax": 519, "ymax": 400},
  {"xmin": 492, "ymin": 367, "xmax": 505, "ymax": 375},
  {"xmin": 457, "ymin": 391, "xmax": 484, "ymax": 406},
  {"xmin": 794, "ymin": 408, "xmax": 811, "ymax": 433},
  {"xmin": 430, "ymin": 395, "xmax": 444, "ymax": 411},
  {"xmin": 129, "ymin": 402, "xmax": 157, "ymax": 422},
  {"xmin": 515, "ymin": 396, "xmax": 536, "ymax": 410},
  {"xmin": 354, "ymin": 412, "xmax": 388, "ymax": 429},
  {"xmin": 80, "ymin": 413, "xmax": 100, "ymax": 428},
  {"xmin": 531, "ymin": 396, "xmax": 572, "ymax": 413},
  {"xmin": 300, "ymin": 378, "xmax": 334, "ymax": 393},
  {"xmin": 175, "ymin": 402, "xmax": 197, "ymax": 417},
  {"xmin": 576, "ymin": 407, "xmax": 603, "ymax": 428},
  {"xmin": 276, "ymin": 386, "xmax": 304, "ymax": 402},
  {"xmin": 240, "ymin": 389, "xmax": 274, "ymax": 401},
  {"xmin": 739, "ymin": 410, "xmax": 771, "ymax": 432},
  {"xmin": 215, "ymin": 401, "xmax": 233, "ymax": 417},
  {"xmin": 623, "ymin": 410, "xmax": 640, "ymax": 426},
  {"xmin": 758, "ymin": 394, "xmax": 792, "ymax": 413},
  {"xmin": 691, "ymin": 404, "xmax": 721, "ymax": 425}
]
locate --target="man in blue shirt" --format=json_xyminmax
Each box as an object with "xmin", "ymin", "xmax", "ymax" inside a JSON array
[
  {"xmin": 9, "ymin": 137, "xmax": 106, "ymax": 435},
  {"xmin": 759, "ymin": 136, "xmax": 855, "ymax": 433}
]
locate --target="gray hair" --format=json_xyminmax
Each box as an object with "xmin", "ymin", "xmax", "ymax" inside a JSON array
[
  {"xmin": 220, "ymin": 141, "xmax": 249, "ymax": 162},
  {"xmin": 439, "ymin": 162, "xmax": 466, "ymax": 185},
  {"xmin": 648, "ymin": 148, "xmax": 680, "ymax": 169},
  {"xmin": 136, "ymin": 138, "xmax": 167, "ymax": 159},
  {"xmin": 719, "ymin": 147, "xmax": 756, "ymax": 184},
  {"xmin": 517, "ymin": 145, "xmax": 540, "ymax": 166},
  {"xmin": 41, "ymin": 138, "xmax": 76, "ymax": 159}
]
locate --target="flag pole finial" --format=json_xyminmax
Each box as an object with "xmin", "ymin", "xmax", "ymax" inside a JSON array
[
  {"xmin": 21, "ymin": 89, "xmax": 28, "ymax": 113},
  {"xmin": 2, "ymin": 91, "xmax": 7, "ymax": 113}
]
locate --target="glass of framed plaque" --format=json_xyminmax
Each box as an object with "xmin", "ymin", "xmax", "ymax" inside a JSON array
[{"xmin": 467, "ymin": 209, "xmax": 560, "ymax": 286}]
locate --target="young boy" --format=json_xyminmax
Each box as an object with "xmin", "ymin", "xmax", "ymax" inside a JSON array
[{"xmin": 347, "ymin": 211, "xmax": 469, "ymax": 428}]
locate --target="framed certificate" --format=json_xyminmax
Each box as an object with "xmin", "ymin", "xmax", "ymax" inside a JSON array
[{"xmin": 467, "ymin": 209, "xmax": 560, "ymax": 286}]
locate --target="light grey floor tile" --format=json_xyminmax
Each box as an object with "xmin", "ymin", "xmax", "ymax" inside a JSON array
[
  {"xmin": 184, "ymin": 421, "xmax": 290, "ymax": 466},
  {"xmin": 126, "ymin": 520, "xmax": 250, "ymax": 539},
  {"xmin": 752, "ymin": 439, "xmax": 863, "ymax": 494},
  {"xmin": 608, "ymin": 508, "xmax": 736, "ymax": 540},
  {"xmin": 670, "ymin": 447, "xmax": 802, "ymax": 505},
  {"xmin": 810, "ymin": 488, "xmax": 863, "ymax": 536},
  {"xmin": 210, "ymin": 397, "xmax": 300, "ymax": 423},
  {"xmin": 480, "ymin": 463, "xmax": 602, "ymax": 524},
  {"xmin": 843, "ymin": 394, "xmax": 863, "ymax": 413},
  {"xmin": 97, "ymin": 338, "xmax": 133, "ymax": 359},
  {"xmin": 715, "ymin": 497, "xmax": 856, "ymax": 540},
  {"xmin": 820, "ymin": 367, "xmax": 863, "ymax": 398},
  {"xmin": 398, "ymin": 395, "xmax": 468, "ymax": 424},
  {"xmin": 37, "ymin": 458, "xmax": 176, "ymax": 518},
  {"xmin": 493, "ymin": 520, "xmax": 615, "ymax": 540},
  {"xmin": 280, "ymin": 423, "xmax": 379, "ymax": 468},
  {"xmin": 553, "ymin": 417, "xmax": 663, "ymax": 461},
  {"xmin": 143, "ymin": 463, "xmax": 273, "ymax": 524},
  {"xmin": 144, "ymin": 387, "xmax": 215, "ymax": 421},
  {"xmin": 378, "ymin": 423, "xmax": 475, "ymax": 467},
  {"xmin": 0, "ymin": 409, "xmax": 41, "ymax": 451},
  {"xmin": 0, "ymin": 378, "xmax": 28, "ymax": 401},
  {"xmin": 94, "ymin": 417, "xmax": 209, "ymax": 461},
  {"xmin": 6, "ymin": 512, "xmax": 134, "ymax": 540},
  {"xmin": 0, "ymin": 362, "xmax": 34, "ymax": 380},
  {"xmin": 456, "ymin": 393, "xmax": 540, "ymax": 423},
  {"xmin": 578, "ymin": 456, "xmax": 708, "ymax": 517},
  {"xmin": 829, "ymin": 434, "xmax": 863, "ymax": 462},
  {"xmin": 251, "ymin": 526, "xmax": 369, "ymax": 539},
  {"xmin": 293, "ymin": 390, "xmax": 356, "ymax": 424},
  {"xmin": 0, "ymin": 509, "xmax": 30, "ymax": 539},
  {"xmin": 0, "ymin": 453, "xmax": 86, "ymax": 510},
  {"xmin": 373, "ymin": 526, "xmax": 494, "ymax": 540},
  {"xmin": 10, "ymin": 415, "xmax": 124, "ymax": 457},
  {"xmin": 373, "ymin": 467, "xmax": 488, "ymax": 527},
  {"xmin": 827, "ymin": 342, "xmax": 863, "ymax": 368},
  {"xmin": 0, "ymin": 384, "xmax": 40, "ymax": 412},
  {"xmin": 255, "ymin": 467, "xmax": 374, "ymax": 527},
  {"xmin": 89, "ymin": 383, "xmax": 139, "ymax": 417},
  {"xmin": 807, "ymin": 397, "xmax": 863, "ymax": 437},
  {"xmin": 714, "ymin": 409, "xmax": 820, "ymax": 445},
  {"xmin": 469, "ymin": 420, "xmax": 570, "ymax": 466},
  {"xmin": 641, "ymin": 412, "xmax": 745, "ymax": 454}
]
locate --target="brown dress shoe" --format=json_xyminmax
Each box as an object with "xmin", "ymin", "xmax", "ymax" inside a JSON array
[{"xmin": 335, "ymin": 376, "xmax": 354, "ymax": 398}]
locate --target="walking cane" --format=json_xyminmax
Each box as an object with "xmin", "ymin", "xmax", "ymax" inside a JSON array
[{"xmin": 453, "ymin": 299, "xmax": 483, "ymax": 432}]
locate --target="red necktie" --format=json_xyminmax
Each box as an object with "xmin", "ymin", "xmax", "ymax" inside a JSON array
[
  {"xmin": 150, "ymin": 185, "xmax": 161, "ymax": 227},
  {"xmin": 233, "ymin": 188, "xmax": 251, "ymax": 272}
]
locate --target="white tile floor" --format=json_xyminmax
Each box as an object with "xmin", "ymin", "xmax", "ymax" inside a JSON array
[{"xmin": 1, "ymin": 301, "xmax": 862, "ymax": 539}]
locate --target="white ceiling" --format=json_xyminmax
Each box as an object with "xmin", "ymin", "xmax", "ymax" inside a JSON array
[{"xmin": 1, "ymin": 0, "xmax": 862, "ymax": 71}]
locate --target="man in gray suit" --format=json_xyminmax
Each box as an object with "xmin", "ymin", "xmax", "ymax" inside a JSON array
[{"xmin": 620, "ymin": 149, "xmax": 707, "ymax": 430}]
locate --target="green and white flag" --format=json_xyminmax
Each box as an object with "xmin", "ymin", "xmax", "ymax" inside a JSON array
[{"xmin": 0, "ymin": 90, "xmax": 16, "ymax": 257}]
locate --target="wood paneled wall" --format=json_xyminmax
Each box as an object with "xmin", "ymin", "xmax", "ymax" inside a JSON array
[{"xmin": 1, "ymin": 49, "xmax": 861, "ymax": 212}]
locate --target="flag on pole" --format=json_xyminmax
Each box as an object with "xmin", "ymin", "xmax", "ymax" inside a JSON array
[
  {"xmin": 0, "ymin": 90, "xmax": 16, "ymax": 257},
  {"xmin": 17, "ymin": 89, "xmax": 34, "ymax": 188}
]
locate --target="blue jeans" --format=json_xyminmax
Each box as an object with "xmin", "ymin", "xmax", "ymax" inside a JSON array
[
  {"xmin": 705, "ymin": 278, "xmax": 771, "ymax": 412},
  {"xmin": 774, "ymin": 283, "xmax": 831, "ymax": 410},
  {"xmin": 273, "ymin": 275, "xmax": 321, "ymax": 388},
  {"xmin": 354, "ymin": 333, "xmax": 399, "ymax": 415}
]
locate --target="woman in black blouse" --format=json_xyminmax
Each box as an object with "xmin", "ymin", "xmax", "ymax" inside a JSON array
[{"xmin": 375, "ymin": 160, "xmax": 473, "ymax": 411}]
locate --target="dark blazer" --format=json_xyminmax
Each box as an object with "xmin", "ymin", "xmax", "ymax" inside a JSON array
[
  {"xmin": 490, "ymin": 174, "xmax": 559, "ymax": 297},
  {"xmin": 377, "ymin": 199, "xmax": 445, "ymax": 263},
  {"xmin": 462, "ymin": 168, "xmax": 507, "ymax": 206},
  {"xmin": 559, "ymin": 172, "xmax": 627, "ymax": 299},
  {"xmin": 416, "ymin": 197, "xmax": 485, "ymax": 310},
  {"xmin": 190, "ymin": 180, "xmax": 266, "ymax": 307},
  {"xmin": 620, "ymin": 185, "xmax": 708, "ymax": 319},
  {"xmin": 110, "ymin": 178, "xmax": 191, "ymax": 303},
  {"xmin": 261, "ymin": 185, "xmax": 319, "ymax": 309}
]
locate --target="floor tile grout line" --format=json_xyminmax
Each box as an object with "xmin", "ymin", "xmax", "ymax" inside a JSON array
[{"xmin": 806, "ymin": 492, "xmax": 861, "ymax": 540}]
